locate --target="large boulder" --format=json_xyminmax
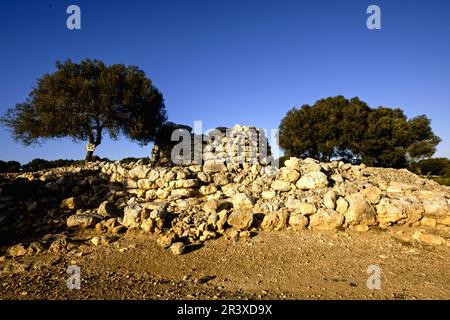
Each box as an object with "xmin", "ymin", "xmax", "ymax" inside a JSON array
[
  {"xmin": 260, "ymin": 209, "xmax": 289, "ymax": 231},
  {"xmin": 344, "ymin": 193, "xmax": 377, "ymax": 227},
  {"xmin": 122, "ymin": 205, "xmax": 142, "ymax": 228},
  {"xmin": 288, "ymin": 214, "xmax": 309, "ymax": 230},
  {"xmin": 309, "ymin": 209, "xmax": 344, "ymax": 230},
  {"xmin": 227, "ymin": 209, "xmax": 254, "ymax": 230},
  {"xmin": 296, "ymin": 172, "xmax": 328, "ymax": 190},
  {"xmin": 231, "ymin": 193, "xmax": 254, "ymax": 210},
  {"xmin": 375, "ymin": 198, "xmax": 408, "ymax": 226}
]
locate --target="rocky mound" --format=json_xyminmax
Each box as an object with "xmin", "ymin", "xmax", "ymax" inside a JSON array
[{"xmin": 1, "ymin": 148, "xmax": 449, "ymax": 258}]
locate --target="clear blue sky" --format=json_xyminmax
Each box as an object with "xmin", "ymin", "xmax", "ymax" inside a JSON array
[{"xmin": 1, "ymin": 0, "xmax": 449, "ymax": 163}]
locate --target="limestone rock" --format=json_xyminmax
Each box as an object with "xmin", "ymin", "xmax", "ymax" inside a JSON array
[
  {"xmin": 260, "ymin": 209, "xmax": 289, "ymax": 231},
  {"xmin": 122, "ymin": 205, "xmax": 142, "ymax": 228},
  {"xmin": 67, "ymin": 214, "xmax": 101, "ymax": 229},
  {"xmin": 203, "ymin": 161, "xmax": 227, "ymax": 174},
  {"xmin": 336, "ymin": 197, "xmax": 349, "ymax": 214},
  {"xmin": 362, "ymin": 187, "xmax": 381, "ymax": 205},
  {"xmin": 227, "ymin": 209, "xmax": 254, "ymax": 230},
  {"xmin": 296, "ymin": 172, "xmax": 328, "ymax": 190},
  {"xmin": 128, "ymin": 165, "xmax": 151, "ymax": 179},
  {"xmin": 344, "ymin": 193, "xmax": 377, "ymax": 227},
  {"xmin": 298, "ymin": 202, "xmax": 317, "ymax": 216},
  {"xmin": 375, "ymin": 198, "xmax": 408, "ymax": 226},
  {"xmin": 309, "ymin": 209, "xmax": 344, "ymax": 230},
  {"xmin": 8, "ymin": 244, "xmax": 27, "ymax": 257},
  {"xmin": 261, "ymin": 190, "xmax": 276, "ymax": 200},
  {"xmin": 231, "ymin": 193, "xmax": 254, "ymax": 210},
  {"xmin": 271, "ymin": 180, "xmax": 291, "ymax": 192},
  {"xmin": 60, "ymin": 197, "xmax": 79, "ymax": 210},
  {"xmin": 170, "ymin": 242, "xmax": 185, "ymax": 255},
  {"xmin": 323, "ymin": 190, "xmax": 337, "ymax": 210},
  {"xmin": 288, "ymin": 214, "xmax": 309, "ymax": 230},
  {"xmin": 97, "ymin": 201, "xmax": 118, "ymax": 217}
]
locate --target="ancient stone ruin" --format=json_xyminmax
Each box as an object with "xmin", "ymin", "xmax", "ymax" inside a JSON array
[{"xmin": 1, "ymin": 125, "xmax": 450, "ymax": 257}]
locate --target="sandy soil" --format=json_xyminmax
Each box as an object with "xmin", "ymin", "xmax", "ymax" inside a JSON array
[{"xmin": 1, "ymin": 228, "xmax": 449, "ymax": 300}]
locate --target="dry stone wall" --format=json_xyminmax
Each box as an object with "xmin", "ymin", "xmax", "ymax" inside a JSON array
[{"xmin": 2, "ymin": 125, "xmax": 450, "ymax": 256}]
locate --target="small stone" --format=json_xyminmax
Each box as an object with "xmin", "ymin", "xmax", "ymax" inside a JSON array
[
  {"xmin": 67, "ymin": 214, "xmax": 101, "ymax": 229},
  {"xmin": 261, "ymin": 190, "xmax": 276, "ymax": 200},
  {"xmin": 60, "ymin": 197, "xmax": 79, "ymax": 210},
  {"xmin": 170, "ymin": 242, "xmax": 185, "ymax": 255},
  {"xmin": 141, "ymin": 218, "xmax": 155, "ymax": 233},
  {"xmin": 158, "ymin": 234, "xmax": 177, "ymax": 249},
  {"xmin": 239, "ymin": 231, "xmax": 251, "ymax": 239}
]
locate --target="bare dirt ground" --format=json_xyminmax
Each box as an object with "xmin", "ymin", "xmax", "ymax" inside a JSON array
[{"xmin": 1, "ymin": 227, "xmax": 449, "ymax": 300}]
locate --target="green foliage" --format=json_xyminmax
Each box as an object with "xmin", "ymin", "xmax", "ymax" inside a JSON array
[
  {"xmin": 0, "ymin": 160, "xmax": 22, "ymax": 173},
  {"xmin": 430, "ymin": 176, "xmax": 450, "ymax": 186},
  {"xmin": 416, "ymin": 158, "xmax": 450, "ymax": 176},
  {"xmin": 279, "ymin": 96, "xmax": 441, "ymax": 168},
  {"xmin": 1, "ymin": 59, "xmax": 167, "ymax": 160}
]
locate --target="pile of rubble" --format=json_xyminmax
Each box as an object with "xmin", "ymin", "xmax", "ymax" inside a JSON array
[{"xmin": 1, "ymin": 125, "xmax": 450, "ymax": 258}]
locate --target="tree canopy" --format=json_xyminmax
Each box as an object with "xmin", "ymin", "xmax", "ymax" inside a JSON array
[
  {"xmin": 1, "ymin": 59, "xmax": 167, "ymax": 160},
  {"xmin": 278, "ymin": 96, "xmax": 441, "ymax": 168}
]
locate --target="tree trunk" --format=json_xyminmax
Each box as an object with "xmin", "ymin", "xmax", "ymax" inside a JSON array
[{"xmin": 85, "ymin": 150, "xmax": 94, "ymax": 162}]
